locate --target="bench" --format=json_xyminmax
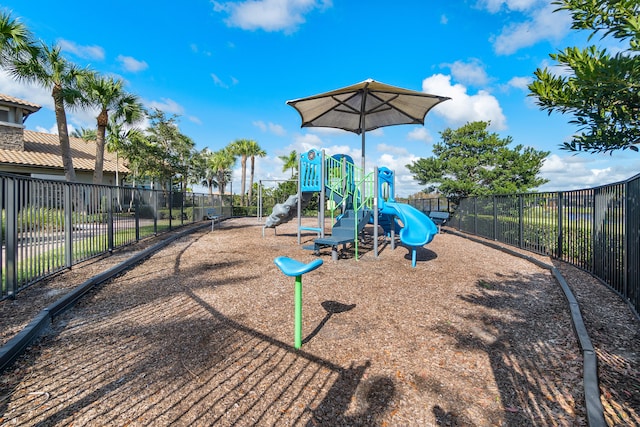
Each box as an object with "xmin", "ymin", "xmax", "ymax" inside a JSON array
[
  {"xmin": 428, "ymin": 211, "xmax": 450, "ymax": 233},
  {"xmin": 205, "ymin": 209, "xmax": 220, "ymax": 230}
]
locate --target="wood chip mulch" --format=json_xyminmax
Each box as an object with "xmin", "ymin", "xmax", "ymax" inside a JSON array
[{"xmin": 0, "ymin": 217, "xmax": 638, "ymax": 426}]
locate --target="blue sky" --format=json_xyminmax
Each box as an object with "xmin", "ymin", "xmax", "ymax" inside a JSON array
[{"xmin": 1, "ymin": 0, "xmax": 637, "ymax": 197}]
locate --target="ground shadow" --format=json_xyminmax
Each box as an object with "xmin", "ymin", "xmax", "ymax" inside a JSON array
[
  {"xmin": 429, "ymin": 271, "xmax": 586, "ymax": 425},
  {"xmin": 401, "ymin": 245, "xmax": 438, "ymax": 263},
  {"xmin": 0, "ymin": 228, "xmax": 395, "ymax": 425},
  {"xmin": 302, "ymin": 300, "xmax": 356, "ymax": 345}
]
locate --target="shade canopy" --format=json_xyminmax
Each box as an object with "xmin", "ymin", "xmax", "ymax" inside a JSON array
[{"xmin": 286, "ymin": 79, "xmax": 450, "ymax": 135}]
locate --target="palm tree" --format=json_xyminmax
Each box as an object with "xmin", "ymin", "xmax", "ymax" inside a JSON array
[
  {"xmin": 247, "ymin": 140, "xmax": 266, "ymax": 205},
  {"xmin": 81, "ymin": 74, "xmax": 143, "ymax": 184},
  {"xmin": 71, "ymin": 127, "xmax": 97, "ymax": 141},
  {"xmin": 0, "ymin": 12, "xmax": 37, "ymax": 66},
  {"xmin": 210, "ymin": 148, "xmax": 235, "ymax": 198},
  {"xmin": 106, "ymin": 118, "xmax": 142, "ymax": 188},
  {"xmin": 229, "ymin": 139, "xmax": 252, "ymax": 206},
  {"xmin": 9, "ymin": 42, "xmax": 88, "ymax": 182},
  {"xmin": 278, "ymin": 150, "xmax": 298, "ymax": 177},
  {"xmin": 199, "ymin": 149, "xmax": 218, "ymax": 196}
]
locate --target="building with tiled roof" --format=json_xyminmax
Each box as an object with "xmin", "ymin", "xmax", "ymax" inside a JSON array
[{"xmin": 0, "ymin": 94, "xmax": 128, "ymax": 185}]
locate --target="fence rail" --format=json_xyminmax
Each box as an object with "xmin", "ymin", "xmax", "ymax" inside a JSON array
[
  {"xmin": 441, "ymin": 173, "xmax": 639, "ymax": 318},
  {"xmin": 1, "ymin": 173, "xmax": 230, "ymax": 300}
]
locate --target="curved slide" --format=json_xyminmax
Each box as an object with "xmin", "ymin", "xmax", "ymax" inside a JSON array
[
  {"xmin": 264, "ymin": 193, "xmax": 312, "ymax": 228},
  {"xmin": 380, "ymin": 202, "xmax": 438, "ymax": 267}
]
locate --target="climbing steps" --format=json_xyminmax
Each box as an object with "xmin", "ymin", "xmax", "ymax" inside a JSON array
[{"xmin": 311, "ymin": 208, "xmax": 370, "ymax": 260}]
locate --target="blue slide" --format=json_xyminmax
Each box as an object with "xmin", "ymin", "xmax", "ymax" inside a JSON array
[{"xmin": 380, "ymin": 202, "xmax": 438, "ymax": 267}]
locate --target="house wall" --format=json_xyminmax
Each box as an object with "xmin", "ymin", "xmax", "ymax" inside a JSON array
[{"xmin": 0, "ymin": 122, "xmax": 24, "ymax": 151}]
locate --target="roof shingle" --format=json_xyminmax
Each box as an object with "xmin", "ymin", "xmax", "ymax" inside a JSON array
[
  {"xmin": 0, "ymin": 130, "xmax": 129, "ymax": 173},
  {"xmin": 0, "ymin": 94, "xmax": 41, "ymax": 112}
]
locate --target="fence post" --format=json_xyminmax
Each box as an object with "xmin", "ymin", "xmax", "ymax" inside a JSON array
[
  {"xmin": 623, "ymin": 182, "xmax": 629, "ymax": 299},
  {"xmin": 519, "ymin": 194, "xmax": 524, "ymax": 248},
  {"xmin": 135, "ymin": 189, "xmax": 140, "ymax": 241},
  {"xmin": 493, "ymin": 195, "xmax": 497, "ymax": 241},
  {"xmin": 107, "ymin": 186, "xmax": 114, "ymax": 252},
  {"xmin": 64, "ymin": 184, "xmax": 73, "ymax": 268},
  {"xmin": 5, "ymin": 177, "xmax": 18, "ymax": 297},
  {"xmin": 557, "ymin": 191, "xmax": 563, "ymax": 259},
  {"xmin": 169, "ymin": 189, "xmax": 173, "ymax": 230},
  {"xmin": 152, "ymin": 189, "xmax": 157, "ymax": 235},
  {"xmin": 473, "ymin": 198, "xmax": 477, "ymax": 235}
]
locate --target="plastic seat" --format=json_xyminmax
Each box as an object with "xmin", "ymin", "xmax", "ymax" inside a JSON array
[{"xmin": 274, "ymin": 257, "xmax": 323, "ymax": 277}]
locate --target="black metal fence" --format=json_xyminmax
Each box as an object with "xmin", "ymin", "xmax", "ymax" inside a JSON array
[
  {"xmin": 1, "ymin": 173, "xmax": 231, "ymax": 299},
  {"xmin": 444, "ymin": 173, "xmax": 639, "ymax": 318}
]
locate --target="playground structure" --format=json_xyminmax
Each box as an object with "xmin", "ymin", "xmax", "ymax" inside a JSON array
[{"xmin": 264, "ymin": 148, "xmax": 438, "ymax": 267}]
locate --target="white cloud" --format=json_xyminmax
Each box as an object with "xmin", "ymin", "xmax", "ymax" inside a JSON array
[
  {"xmin": 117, "ymin": 55, "xmax": 148, "ymax": 72},
  {"xmin": 372, "ymin": 145, "xmax": 423, "ymax": 197},
  {"xmin": 210, "ymin": 73, "xmax": 227, "ymax": 88},
  {"xmin": 57, "ymin": 39, "xmax": 105, "ymax": 60},
  {"xmin": 254, "ymin": 120, "xmax": 287, "ymax": 136},
  {"xmin": 443, "ymin": 59, "xmax": 489, "ymax": 86},
  {"xmin": 190, "ymin": 43, "xmax": 212, "ymax": 57},
  {"xmin": 307, "ymin": 126, "xmax": 349, "ymax": 136},
  {"xmin": 254, "ymin": 121, "xmax": 267, "ymax": 132},
  {"xmin": 211, "ymin": 73, "xmax": 238, "ymax": 89},
  {"xmin": 35, "ymin": 124, "xmax": 58, "ymax": 134},
  {"xmin": 144, "ymin": 98, "xmax": 185, "ymax": 115},
  {"xmin": 0, "ymin": 70, "xmax": 52, "ymax": 109},
  {"xmin": 406, "ymin": 127, "xmax": 433, "ymax": 143},
  {"xmin": 492, "ymin": 3, "xmax": 572, "ymax": 55},
  {"xmin": 537, "ymin": 154, "xmax": 637, "ymax": 191},
  {"xmin": 377, "ymin": 143, "xmax": 410, "ymax": 157},
  {"xmin": 212, "ymin": 0, "xmax": 332, "ymax": 33},
  {"xmin": 188, "ymin": 116, "xmax": 202, "ymax": 125},
  {"xmin": 422, "ymin": 73, "xmax": 507, "ymax": 130},
  {"xmin": 507, "ymin": 76, "xmax": 532, "ymax": 90},
  {"xmin": 293, "ymin": 132, "xmax": 324, "ymax": 149},
  {"xmin": 479, "ymin": 0, "xmax": 540, "ymax": 14},
  {"xmin": 440, "ymin": 14, "xmax": 448, "ymax": 24}
]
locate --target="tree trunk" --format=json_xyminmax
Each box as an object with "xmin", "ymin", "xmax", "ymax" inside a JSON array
[
  {"xmin": 53, "ymin": 85, "xmax": 76, "ymax": 182},
  {"xmin": 248, "ymin": 156, "xmax": 255, "ymax": 206},
  {"xmin": 240, "ymin": 155, "xmax": 247, "ymax": 206},
  {"xmin": 93, "ymin": 109, "xmax": 108, "ymax": 184}
]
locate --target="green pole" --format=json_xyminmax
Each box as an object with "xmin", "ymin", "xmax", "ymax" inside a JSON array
[{"xmin": 294, "ymin": 275, "xmax": 303, "ymax": 349}]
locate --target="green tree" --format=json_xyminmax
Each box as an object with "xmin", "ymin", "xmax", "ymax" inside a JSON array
[
  {"xmin": 119, "ymin": 127, "xmax": 158, "ymax": 188},
  {"xmin": 9, "ymin": 42, "xmax": 89, "ymax": 181},
  {"xmin": 246, "ymin": 140, "xmax": 266, "ymax": 205},
  {"xmin": 528, "ymin": 0, "xmax": 640, "ymax": 153},
  {"xmin": 229, "ymin": 138, "xmax": 254, "ymax": 206},
  {"xmin": 0, "ymin": 12, "xmax": 37, "ymax": 66},
  {"xmin": 81, "ymin": 74, "xmax": 143, "ymax": 184},
  {"xmin": 143, "ymin": 109, "xmax": 197, "ymax": 192},
  {"xmin": 210, "ymin": 148, "xmax": 235, "ymax": 198},
  {"xmin": 278, "ymin": 150, "xmax": 298, "ymax": 177},
  {"xmin": 71, "ymin": 127, "xmax": 97, "ymax": 141},
  {"xmin": 106, "ymin": 118, "xmax": 142, "ymax": 187},
  {"xmin": 406, "ymin": 121, "xmax": 549, "ymax": 203},
  {"xmin": 199, "ymin": 148, "xmax": 219, "ymax": 196}
]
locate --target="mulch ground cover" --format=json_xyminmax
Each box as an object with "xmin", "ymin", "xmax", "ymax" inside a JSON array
[{"xmin": 0, "ymin": 218, "xmax": 638, "ymax": 426}]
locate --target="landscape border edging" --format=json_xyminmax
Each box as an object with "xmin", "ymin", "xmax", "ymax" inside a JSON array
[{"xmin": 0, "ymin": 222, "xmax": 210, "ymax": 373}]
